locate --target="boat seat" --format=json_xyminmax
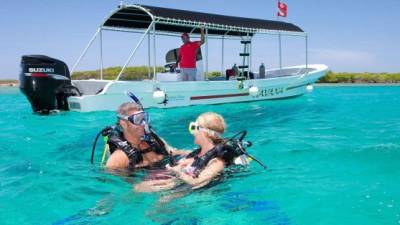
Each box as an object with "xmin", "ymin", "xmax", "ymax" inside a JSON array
[{"xmin": 72, "ymin": 80, "xmax": 109, "ymax": 95}]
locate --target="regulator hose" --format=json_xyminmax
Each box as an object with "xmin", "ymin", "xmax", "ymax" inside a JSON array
[
  {"xmin": 91, "ymin": 130, "xmax": 103, "ymax": 164},
  {"xmin": 91, "ymin": 126, "xmax": 114, "ymax": 164}
]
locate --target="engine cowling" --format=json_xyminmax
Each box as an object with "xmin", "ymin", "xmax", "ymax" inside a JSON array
[{"xmin": 19, "ymin": 55, "xmax": 80, "ymax": 114}]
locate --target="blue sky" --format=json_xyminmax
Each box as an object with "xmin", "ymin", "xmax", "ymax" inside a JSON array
[{"xmin": 0, "ymin": 0, "xmax": 399, "ymax": 79}]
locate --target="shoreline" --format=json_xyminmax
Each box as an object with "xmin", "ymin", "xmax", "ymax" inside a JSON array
[
  {"xmin": 0, "ymin": 83, "xmax": 19, "ymax": 87},
  {"xmin": 315, "ymin": 83, "xmax": 400, "ymax": 87}
]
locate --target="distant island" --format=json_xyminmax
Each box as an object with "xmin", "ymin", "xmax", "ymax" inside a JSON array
[
  {"xmin": 2, "ymin": 67, "xmax": 400, "ymax": 86},
  {"xmin": 0, "ymin": 79, "xmax": 18, "ymax": 87},
  {"xmin": 317, "ymin": 71, "xmax": 400, "ymax": 84}
]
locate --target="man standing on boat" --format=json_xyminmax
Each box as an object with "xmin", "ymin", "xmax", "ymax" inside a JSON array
[{"xmin": 174, "ymin": 28, "xmax": 205, "ymax": 81}]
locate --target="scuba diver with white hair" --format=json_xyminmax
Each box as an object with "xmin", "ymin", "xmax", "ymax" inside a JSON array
[{"xmin": 91, "ymin": 92, "xmax": 187, "ymax": 171}]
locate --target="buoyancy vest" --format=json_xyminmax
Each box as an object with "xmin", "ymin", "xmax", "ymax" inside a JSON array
[
  {"xmin": 185, "ymin": 140, "xmax": 244, "ymax": 177},
  {"xmin": 108, "ymin": 129, "xmax": 172, "ymax": 169}
]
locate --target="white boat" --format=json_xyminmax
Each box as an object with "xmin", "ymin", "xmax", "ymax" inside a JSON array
[{"xmin": 19, "ymin": 4, "xmax": 328, "ymax": 113}]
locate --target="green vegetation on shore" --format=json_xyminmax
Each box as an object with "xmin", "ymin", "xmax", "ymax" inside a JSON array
[
  {"xmin": 317, "ymin": 71, "xmax": 400, "ymax": 83},
  {"xmin": 72, "ymin": 66, "xmax": 165, "ymax": 80},
  {"xmin": 72, "ymin": 68, "xmax": 400, "ymax": 83},
  {"xmin": 0, "ymin": 79, "xmax": 18, "ymax": 84},
  {"xmin": 71, "ymin": 66, "xmax": 222, "ymax": 80}
]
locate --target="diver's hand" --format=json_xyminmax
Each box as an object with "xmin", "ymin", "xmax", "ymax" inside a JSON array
[
  {"xmin": 165, "ymin": 164, "xmax": 176, "ymax": 171},
  {"xmin": 166, "ymin": 145, "xmax": 179, "ymax": 155},
  {"xmin": 160, "ymin": 137, "xmax": 175, "ymax": 153},
  {"xmin": 166, "ymin": 146, "xmax": 190, "ymax": 156},
  {"xmin": 166, "ymin": 164, "xmax": 180, "ymax": 175}
]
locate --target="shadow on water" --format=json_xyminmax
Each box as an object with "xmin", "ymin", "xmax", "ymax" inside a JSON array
[
  {"xmin": 135, "ymin": 167, "xmax": 287, "ymax": 225},
  {"xmin": 49, "ymin": 166, "xmax": 277, "ymax": 225},
  {"xmin": 52, "ymin": 194, "xmax": 116, "ymax": 225},
  {"xmin": 221, "ymin": 192, "xmax": 292, "ymax": 225}
]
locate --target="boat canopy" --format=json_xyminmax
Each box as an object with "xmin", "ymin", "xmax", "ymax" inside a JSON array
[{"xmin": 102, "ymin": 4, "xmax": 304, "ymax": 36}]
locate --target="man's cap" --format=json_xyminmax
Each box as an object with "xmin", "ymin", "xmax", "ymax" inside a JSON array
[{"xmin": 181, "ymin": 33, "xmax": 189, "ymax": 38}]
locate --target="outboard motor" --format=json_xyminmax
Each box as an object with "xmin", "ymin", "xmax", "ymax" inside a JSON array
[{"xmin": 19, "ymin": 55, "xmax": 80, "ymax": 114}]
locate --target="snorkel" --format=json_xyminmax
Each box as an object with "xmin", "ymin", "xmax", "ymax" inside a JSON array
[{"xmin": 126, "ymin": 91, "xmax": 152, "ymax": 142}]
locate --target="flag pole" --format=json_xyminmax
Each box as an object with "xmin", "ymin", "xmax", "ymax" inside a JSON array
[{"xmin": 277, "ymin": 0, "xmax": 282, "ymax": 73}]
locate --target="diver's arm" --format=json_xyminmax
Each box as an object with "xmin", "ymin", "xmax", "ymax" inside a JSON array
[
  {"xmin": 161, "ymin": 138, "xmax": 190, "ymax": 156},
  {"xmin": 134, "ymin": 178, "xmax": 177, "ymax": 192},
  {"xmin": 168, "ymin": 147, "xmax": 191, "ymax": 156},
  {"xmin": 172, "ymin": 158, "xmax": 225, "ymax": 188},
  {"xmin": 105, "ymin": 149, "xmax": 129, "ymax": 170}
]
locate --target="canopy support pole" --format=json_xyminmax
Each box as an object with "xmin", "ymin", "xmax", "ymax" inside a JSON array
[
  {"xmin": 71, "ymin": 27, "xmax": 100, "ymax": 75},
  {"xmin": 221, "ymin": 35, "xmax": 224, "ymax": 76},
  {"xmin": 147, "ymin": 31, "xmax": 151, "ymax": 78},
  {"xmin": 249, "ymin": 34, "xmax": 253, "ymax": 73},
  {"xmin": 99, "ymin": 28, "xmax": 103, "ymax": 80},
  {"xmin": 205, "ymin": 28, "xmax": 209, "ymax": 80},
  {"xmin": 152, "ymin": 22, "xmax": 157, "ymax": 80},
  {"xmin": 278, "ymin": 31, "xmax": 282, "ymax": 73},
  {"xmin": 221, "ymin": 30, "xmax": 230, "ymax": 77},
  {"xmin": 305, "ymin": 34, "xmax": 308, "ymax": 74},
  {"xmin": 116, "ymin": 21, "xmax": 154, "ymax": 81},
  {"xmin": 189, "ymin": 27, "xmax": 196, "ymax": 34}
]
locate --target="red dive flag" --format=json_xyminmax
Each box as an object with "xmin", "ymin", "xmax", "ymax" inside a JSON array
[{"xmin": 277, "ymin": 1, "xmax": 287, "ymax": 17}]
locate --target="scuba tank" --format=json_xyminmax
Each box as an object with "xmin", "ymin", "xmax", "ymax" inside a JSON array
[
  {"xmin": 259, "ymin": 63, "xmax": 266, "ymax": 79},
  {"xmin": 185, "ymin": 131, "xmax": 267, "ymax": 178},
  {"xmin": 232, "ymin": 63, "xmax": 239, "ymax": 76}
]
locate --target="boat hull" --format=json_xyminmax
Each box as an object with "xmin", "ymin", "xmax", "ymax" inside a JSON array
[{"xmin": 67, "ymin": 64, "xmax": 328, "ymax": 112}]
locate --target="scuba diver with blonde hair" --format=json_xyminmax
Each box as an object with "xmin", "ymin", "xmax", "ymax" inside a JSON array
[{"xmin": 134, "ymin": 112, "xmax": 266, "ymax": 192}]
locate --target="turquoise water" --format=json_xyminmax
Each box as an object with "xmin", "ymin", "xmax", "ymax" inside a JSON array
[{"xmin": 1, "ymin": 86, "xmax": 399, "ymax": 225}]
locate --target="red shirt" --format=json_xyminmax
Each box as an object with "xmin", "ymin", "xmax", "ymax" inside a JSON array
[{"xmin": 179, "ymin": 41, "xmax": 201, "ymax": 68}]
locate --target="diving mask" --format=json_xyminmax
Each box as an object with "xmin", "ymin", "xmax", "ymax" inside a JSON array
[
  {"xmin": 117, "ymin": 111, "xmax": 149, "ymax": 125},
  {"xmin": 188, "ymin": 121, "xmax": 221, "ymax": 137}
]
